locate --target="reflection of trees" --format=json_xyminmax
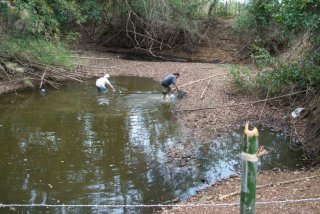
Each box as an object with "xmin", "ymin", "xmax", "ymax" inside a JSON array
[
  {"xmin": 0, "ymin": 82, "xmax": 179, "ymax": 211},
  {"xmin": 0, "ymin": 90, "xmax": 239, "ymax": 210},
  {"xmin": 169, "ymin": 131, "xmax": 243, "ymax": 195},
  {"xmin": 117, "ymin": 96, "xmax": 179, "ymax": 204},
  {"xmin": 198, "ymin": 132, "xmax": 242, "ymax": 179}
]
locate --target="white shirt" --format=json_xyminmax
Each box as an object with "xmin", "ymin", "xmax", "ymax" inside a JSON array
[{"xmin": 96, "ymin": 77, "xmax": 111, "ymax": 87}]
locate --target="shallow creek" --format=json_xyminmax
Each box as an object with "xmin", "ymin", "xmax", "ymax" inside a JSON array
[{"xmin": 0, "ymin": 77, "xmax": 303, "ymax": 213}]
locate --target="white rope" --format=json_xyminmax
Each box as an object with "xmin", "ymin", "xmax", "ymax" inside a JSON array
[
  {"xmin": 257, "ymin": 197, "xmax": 320, "ymax": 205},
  {"xmin": 242, "ymin": 152, "xmax": 258, "ymax": 162},
  {"xmin": 0, "ymin": 203, "xmax": 238, "ymax": 208},
  {"xmin": 1, "ymin": 197, "xmax": 320, "ymax": 208}
]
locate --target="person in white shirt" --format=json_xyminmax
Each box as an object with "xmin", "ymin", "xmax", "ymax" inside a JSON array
[{"xmin": 95, "ymin": 74, "xmax": 115, "ymax": 93}]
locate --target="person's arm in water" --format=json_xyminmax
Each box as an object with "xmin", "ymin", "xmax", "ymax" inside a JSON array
[
  {"xmin": 104, "ymin": 78, "xmax": 116, "ymax": 92},
  {"xmin": 172, "ymin": 83, "xmax": 179, "ymax": 91},
  {"xmin": 107, "ymin": 82, "xmax": 116, "ymax": 92}
]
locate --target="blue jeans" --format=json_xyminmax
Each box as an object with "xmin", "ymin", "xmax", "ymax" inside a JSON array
[{"xmin": 96, "ymin": 86, "xmax": 108, "ymax": 93}]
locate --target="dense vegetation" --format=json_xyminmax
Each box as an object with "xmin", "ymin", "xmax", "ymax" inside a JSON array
[
  {"xmin": 0, "ymin": 1, "xmax": 319, "ymax": 161},
  {"xmin": 232, "ymin": 0, "xmax": 320, "ymax": 94},
  {"xmin": 0, "ymin": 0, "xmax": 228, "ymax": 86},
  {"xmin": 1, "ymin": 0, "xmax": 318, "ymax": 88},
  {"xmin": 0, "ymin": 0, "xmax": 242, "ymax": 60},
  {"xmin": 231, "ymin": 0, "xmax": 320, "ymax": 164}
]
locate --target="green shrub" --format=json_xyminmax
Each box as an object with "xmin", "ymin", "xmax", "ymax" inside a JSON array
[
  {"xmin": 0, "ymin": 35, "xmax": 74, "ymax": 69},
  {"xmin": 229, "ymin": 61, "xmax": 320, "ymax": 96},
  {"xmin": 0, "ymin": 0, "xmax": 102, "ymax": 38},
  {"xmin": 228, "ymin": 65, "xmax": 254, "ymax": 93},
  {"xmin": 232, "ymin": 0, "xmax": 320, "ymax": 96}
]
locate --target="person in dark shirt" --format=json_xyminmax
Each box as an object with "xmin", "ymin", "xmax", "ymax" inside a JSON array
[{"xmin": 161, "ymin": 72, "xmax": 180, "ymax": 99}]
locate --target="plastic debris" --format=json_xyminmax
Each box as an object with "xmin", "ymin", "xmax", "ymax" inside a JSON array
[
  {"xmin": 40, "ymin": 88, "xmax": 47, "ymax": 96},
  {"xmin": 291, "ymin": 107, "xmax": 305, "ymax": 118}
]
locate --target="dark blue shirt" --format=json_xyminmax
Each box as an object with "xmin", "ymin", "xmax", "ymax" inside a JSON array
[{"xmin": 161, "ymin": 74, "xmax": 176, "ymax": 87}]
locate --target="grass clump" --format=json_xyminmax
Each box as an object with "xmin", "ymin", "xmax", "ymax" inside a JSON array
[{"xmin": 0, "ymin": 35, "xmax": 74, "ymax": 69}]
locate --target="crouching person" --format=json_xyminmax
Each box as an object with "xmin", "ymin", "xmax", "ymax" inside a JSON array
[
  {"xmin": 96, "ymin": 74, "xmax": 115, "ymax": 93},
  {"xmin": 161, "ymin": 72, "xmax": 180, "ymax": 99}
]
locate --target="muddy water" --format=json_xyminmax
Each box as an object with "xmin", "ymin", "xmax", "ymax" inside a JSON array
[{"xmin": 0, "ymin": 77, "xmax": 303, "ymax": 213}]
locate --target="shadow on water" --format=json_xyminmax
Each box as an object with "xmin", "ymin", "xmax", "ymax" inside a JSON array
[{"xmin": 0, "ymin": 76, "xmax": 305, "ymax": 213}]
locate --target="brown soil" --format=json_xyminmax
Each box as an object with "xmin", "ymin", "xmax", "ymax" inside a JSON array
[{"xmin": 1, "ymin": 19, "xmax": 319, "ymax": 213}]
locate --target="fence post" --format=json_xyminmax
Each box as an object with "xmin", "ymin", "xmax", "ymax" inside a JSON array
[{"xmin": 240, "ymin": 122, "xmax": 258, "ymax": 214}]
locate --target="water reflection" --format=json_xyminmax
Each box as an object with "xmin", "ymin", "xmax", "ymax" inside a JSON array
[
  {"xmin": 97, "ymin": 95, "xmax": 109, "ymax": 105},
  {"xmin": 0, "ymin": 77, "xmax": 303, "ymax": 213}
]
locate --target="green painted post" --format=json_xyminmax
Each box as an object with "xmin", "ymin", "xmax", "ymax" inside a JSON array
[{"xmin": 240, "ymin": 122, "xmax": 259, "ymax": 214}]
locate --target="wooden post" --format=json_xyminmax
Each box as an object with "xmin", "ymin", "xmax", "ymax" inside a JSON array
[{"xmin": 240, "ymin": 122, "xmax": 258, "ymax": 214}]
